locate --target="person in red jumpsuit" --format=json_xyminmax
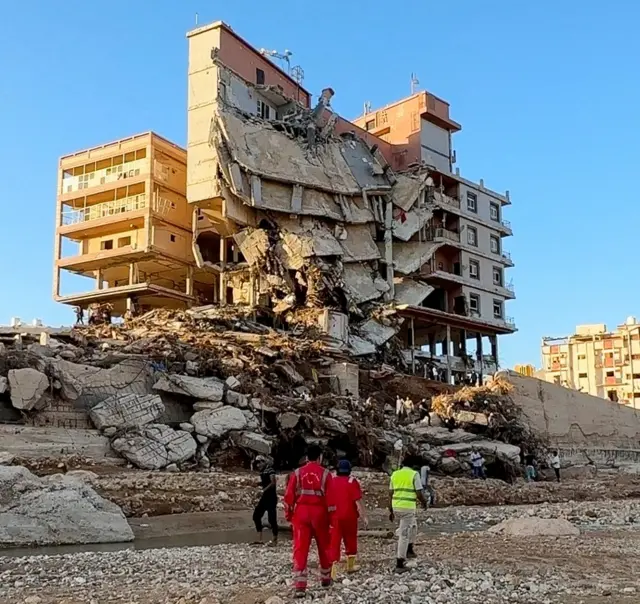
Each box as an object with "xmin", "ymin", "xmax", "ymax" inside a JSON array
[
  {"xmin": 329, "ymin": 459, "xmax": 368, "ymax": 579},
  {"xmin": 284, "ymin": 444, "xmax": 334, "ymax": 598}
]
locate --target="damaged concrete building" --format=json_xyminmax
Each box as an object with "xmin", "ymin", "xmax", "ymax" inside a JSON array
[
  {"xmin": 52, "ymin": 20, "xmax": 515, "ymax": 383},
  {"xmin": 185, "ymin": 21, "xmax": 516, "ymax": 382}
]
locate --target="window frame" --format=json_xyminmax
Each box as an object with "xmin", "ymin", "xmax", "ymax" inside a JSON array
[
  {"xmin": 490, "ymin": 202, "xmax": 500, "ymax": 222},
  {"xmin": 469, "ymin": 259, "xmax": 480, "ymax": 280},
  {"xmin": 492, "ymin": 299, "xmax": 503, "ymax": 319},
  {"xmin": 492, "ymin": 266, "xmax": 503, "ymax": 286},
  {"xmin": 467, "ymin": 226, "xmax": 478, "ymax": 247},
  {"xmin": 466, "ymin": 191, "xmax": 478, "ymax": 213},
  {"xmin": 469, "ymin": 293, "xmax": 481, "ymax": 314},
  {"xmin": 490, "ymin": 234, "xmax": 501, "ymax": 254}
]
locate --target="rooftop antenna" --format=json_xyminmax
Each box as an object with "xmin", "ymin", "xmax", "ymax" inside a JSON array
[
  {"xmin": 410, "ymin": 73, "xmax": 420, "ymax": 94},
  {"xmin": 364, "ymin": 101, "xmax": 372, "ymax": 114},
  {"xmin": 290, "ymin": 65, "xmax": 304, "ymax": 86},
  {"xmin": 195, "ymin": 12, "xmax": 199, "ymax": 25}
]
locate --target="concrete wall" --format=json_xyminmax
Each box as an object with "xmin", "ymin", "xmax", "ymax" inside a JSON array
[
  {"xmin": 420, "ymin": 118, "xmax": 450, "ymax": 173},
  {"xmin": 505, "ymin": 371, "xmax": 640, "ymax": 449}
]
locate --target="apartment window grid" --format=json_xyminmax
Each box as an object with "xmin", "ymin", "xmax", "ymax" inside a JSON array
[
  {"xmin": 466, "ymin": 191, "xmax": 478, "ymax": 213},
  {"xmin": 257, "ymin": 100, "xmax": 271, "ymax": 120},
  {"xmin": 490, "ymin": 235, "xmax": 501, "ymax": 254},
  {"xmin": 467, "ymin": 226, "xmax": 478, "ymax": 247},
  {"xmin": 469, "ymin": 293, "xmax": 480, "ymax": 314},
  {"xmin": 469, "ymin": 259, "xmax": 480, "ymax": 279},
  {"xmin": 490, "ymin": 202, "xmax": 500, "ymax": 221}
]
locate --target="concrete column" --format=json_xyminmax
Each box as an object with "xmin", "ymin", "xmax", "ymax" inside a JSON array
[
  {"xmin": 219, "ymin": 237, "xmax": 227, "ymax": 305},
  {"xmin": 460, "ymin": 329, "xmax": 467, "ymax": 356},
  {"xmin": 490, "ymin": 335, "xmax": 499, "ymax": 368},
  {"xmin": 186, "ymin": 265, "xmax": 194, "ymax": 296},
  {"xmin": 445, "ymin": 324, "xmax": 452, "ymax": 383},
  {"xmin": 428, "ymin": 334, "xmax": 436, "ymax": 357},
  {"xmin": 128, "ymin": 263, "xmax": 136, "ymax": 285},
  {"xmin": 410, "ymin": 318, "xmax": 416, "ymax": 375},
  {"xmin": 477, "ymin": 333, "xmax": 484, "ymax": 385},
  {"xmin": 384, "ymin": 197, "xmax": 395, "ymax": 301},
  {"xmin": 96, "ymin": 269, "xmax": 103, "ymax": 290}
]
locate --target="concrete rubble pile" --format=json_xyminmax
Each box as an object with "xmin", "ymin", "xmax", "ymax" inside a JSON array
[{"xmin": 0, "ymin": 310, "xmax": 539, "ymax": 478}]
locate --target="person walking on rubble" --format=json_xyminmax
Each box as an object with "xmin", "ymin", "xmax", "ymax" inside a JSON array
[
  {"xmin": 252, "ymin": 457, "xmax": 278, "ymax": 546},
  {"xmin": 470, "ymin": 447, "xmax": 486, "ymax": 479},
  {"xmin": 74, "ymin": 306, "xmax": 84, "ymax": 325},
  {"xmin": 550, "ymin": 450, "xmax": 561, "ymax": 482},
  {"xmin": 389, "ymin": 455, "xmax": 428, "ymax": 573},
  {"xmin": 328, "ymin": 460, "xmax": 368, "ymax": 580},
  {"xmin": 284, "ymin": 444, "xmax": 334, "ymax": 598}
]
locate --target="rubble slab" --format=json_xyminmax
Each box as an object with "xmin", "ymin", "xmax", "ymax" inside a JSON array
[
  {"xmin": 154, "ymin": 375, "xmax": 224, "ymax": 402},
  {"xmin": 89, "ymin": 394, "xmax": 164, "ymax": 431},
  {"xmin": 8, "ymin": 368, "xmax": 49, "ymax": 411}
]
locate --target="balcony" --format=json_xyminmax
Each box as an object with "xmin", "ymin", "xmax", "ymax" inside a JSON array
[
  {"xmin": 61, "ymin": 159, "xmax": 149, "ymax": 195},
  {"xmin": 432, "ymin": 227, "xmax": 460, "ymax": 244},
  {"xmin": 432, "ymin": 191, "xmax": 461, "ymax": 209},
  {"xmin": 62, "ymin": 194, "xmax": 148, "ymax": 226},
  {"xmin": 505, "ymin": 316, "xmax": 516, "ymax": 329}
]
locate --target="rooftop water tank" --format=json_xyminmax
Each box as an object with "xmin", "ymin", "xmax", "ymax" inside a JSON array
[{"xmin": 626, "ymin": 316, "xmax": 637, "ymax": 325}]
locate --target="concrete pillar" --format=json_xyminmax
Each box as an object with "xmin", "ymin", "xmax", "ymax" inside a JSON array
[
  {"xmin": 477, "ymin": 333, "xmax": 484, "ymax": 385},
  {"xmin": 186, "ymin": 265, "xmax": 194, "ymax": 296},
  {"xmin": 460, "ymin": 329, "xmax": 467, "ymax": 356},
  {"xmin": 384, "ymin": 197, "xmax": 395, "ymax": 301},
  {"xmin": 428, "ymin": 334, "xmax": 436, "ymax": 357},
  {"xmin": 410, "ymin": 318, "xmax": 416, "ymax": 375},
  {"xmin": 219, "ymin": 237, "xmax": 227, "ymax": 305},
  {"xmin": 96, "ymin": 269, "xmax": 103, "ymax": 290},
  {"xmin": 445, "ymin": 324, "xmax": 452, "ymax": 383},
  {"xmin": 128, "ymin": 263, "xmax": 136, "ymax": 285},
  {"xmin": 490, "ymin": 335, "xmax": 499, "ymax": 367}
]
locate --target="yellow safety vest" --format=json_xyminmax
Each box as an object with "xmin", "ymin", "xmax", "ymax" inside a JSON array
[{"xmin": 391, "ymin": 467, "xmax": 418, "ymax": 510}]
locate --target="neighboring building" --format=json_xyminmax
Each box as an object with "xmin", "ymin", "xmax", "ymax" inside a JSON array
[
  {"xmin": 515, "ymin": 364, "xmax": 536, "ymax": 377},
  {"xmin": 541, "ymin": 317, "xmax": 640, "ymax": 407},
  {"xmin": 53, "ymin": 132, "xmax": 215, "ymax": 316}
]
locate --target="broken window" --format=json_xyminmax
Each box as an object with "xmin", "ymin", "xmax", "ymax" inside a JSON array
[
  {"xmin": 117, "ymin": 236, "xmax": 131, "ymax": 248},
  {"xmin": 469, "ymin": 293, "xmax": 480, "ymax": 314},
  {"xmin": 257, "ymin": 99, "xmax": 271, "ymax": 119},
  {"xmin": 608, "ymin": 390, "xmax": 619, "ymax": 402},
  {"xmin": 490, "ymin": 235, "xmax": 501, "ymax": 254},
  {"xmin": 492, "ymin": 266, "xmax": 503, "ymax": 286},
  {"xmin": 469, "ymin": 259, "xmax": 480, "ymax": 279},
  {"xmin": 467, "ymin": 226, "xmax": 478, "ymax": 247},
  {"xmin": 101, "ymin": 240, "xmax": 113, "ymax": 250},
  {"xmin": 490, "ymin": 202, "xmax": 500, "ymax": 221},
  {"xmin": 466, "ymin": 192, "xmax": 477, "ymax": 213},
  {"xmin": 365, "ymin": 119, "xmax": 376, "ymax": 131},
  {"xmin": 553, "ymin": 375, "xmax": 561, "ymax": 385},
  {"xmin": 256, "ymin": 68, "xmax": 265, "ymax": 85},
  {"xmin": 493, "ymin": 299, "xmax": 503, "ymax": 319}
]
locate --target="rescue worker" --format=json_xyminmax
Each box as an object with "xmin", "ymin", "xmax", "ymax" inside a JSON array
[
  {"xmin": 389, "ymin": 455, "xmax": 428, "ymax": 573},
  {"xmin": 74, "ymin": 306, "xmax": 84, "ymax": 325},
  {"xmin": 284, "ymin": 444, "xmax": 334, "ymax": 598},
  {"xmin": 329, "ymin": 460, "xmax": 368, "ymax": 579},
  {"xmin": 252, "ymin": 457, "xmax": 278, "ymax": 545}
]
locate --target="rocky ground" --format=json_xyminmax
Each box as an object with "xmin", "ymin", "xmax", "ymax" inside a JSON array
[{"xmin": 2, "ymin": 523, "xmax": 640, "ymax": 604}]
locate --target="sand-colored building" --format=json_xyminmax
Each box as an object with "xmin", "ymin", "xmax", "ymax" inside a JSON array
[
  {"xmin": 53, "ymin": 132, "xmax": 214, "ymax": 315},
  {"xmin": 541, "ymin": 317, "xmax": 640, "ymax": 406}
]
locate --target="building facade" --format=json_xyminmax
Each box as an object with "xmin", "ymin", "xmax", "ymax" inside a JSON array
[
  {"xmin": 53, "ymin": 132, "xmax": 214, "ymax": 316},
  {"xmin": 541, "ymin": 318, "xmax": 640, "ymax": 406}
]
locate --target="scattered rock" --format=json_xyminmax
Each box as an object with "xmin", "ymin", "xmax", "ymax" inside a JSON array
[
  {"xmin": 226, "ymin": 390, "xmax": 250, "ymax": 408},
  {"xmin": 225, "ymin": 376, "xmax": 241, "ymax": 390},
  {"xmin": 180, "ymin": 422, "xmax": 195, "ymax": 432},
  {"xmin": 8, "ymin": 368, "xmax": 49, "ymax": 411},
  {"xmin": 234, "ymin": 431, "xmax": 271, "ymax": 455},
  {"xmin": 154, "ymin": 374, "xmax": 224, "ymax": 402},
  {"xmin": 0, "ymin": 451, "xmax": 15, "ymax": 465},
  {"xmin": 194, "ymin": 401, "xmax": 224, "ymax": 412},
  {"xmin": 278, "ymin": 412, "xmax": 300, "ymax": 430},
  {"xmin": 0, "ymin": 376, "xmax": 7, "ymax": 394}
]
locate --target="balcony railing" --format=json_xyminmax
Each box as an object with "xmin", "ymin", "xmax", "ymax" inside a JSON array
[
  {"xmin": 505, "ymin": 281, "xmax": 515, "ymax": 294},
  {"xmin": 501, "ymin": 251, "xmax": 512, "ymax": 262},
  {"xmin": 61, "ymin": 194, "xmax": 148, "ymax": 226},
  {"xmin": 505, "ymin": 316, "xmax": 516, "ymax": 328},
  {"xmin": 501, "ymin": 219, "xmax": 512, "ymax": 229},
  {"xmin": 433, "ymin": 191, "xmax": 461, "ymax": 209},
  {"xmin": 433, "ymin": 227, "xmax": 461, "ymax": 243},
  {"xmin": 61, "ymin": 159, "xmax": 149, "ymax": 195}
]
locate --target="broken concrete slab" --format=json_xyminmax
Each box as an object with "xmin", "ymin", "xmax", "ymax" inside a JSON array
[
  {"xmin": 278, "ymin": 412, "xmax": 301, "ymax": 430},
  {"xmin": 274, "ymin": 361, "xmax": 304, "ymax": 385},
  {"xmin": 153, "ymin": 374, "xmax": 225, "ymax": 402},
  {"xmin": 193, "ymin": 401, "xmax": 225, "ymax": 412},
  {"xmin": 8, "ymin": 368, "xmax": 49, "ymax": 411},
  {"xmin": 339, "ymin": 224, "xmax": 380, "ymax": 262},
  {"xmin": 391, "ymin": 172, "xmax": 430, "ymax": 212},
  {"xmin": 0, "ymin": 376, "xmax": 7, "ymax": 394},
  {"xmin": 191, "ymin": 406, "xmax": 248, "ymax": 439},
  {"xmin": 358, "ymin": 320, "xmax": 397, "ymax": 347},
  {"xmin": 111, "ymin": 425, "xmax": 197, "ymax": 470},
  {"xmin": 225, "ymin": 376, "xmax": 241, "ymax": 390},
  {"xmin": 320, "ymin": 416, "xmax": 348, "ymax": 434},
  {"xmin": 392, "ymin": 241, "xmax": 443, "ymax": 276},
  {"xmin": 89, "ymin": 394, "xmax": 164, "ymax": 431},
  {"xmin": 226, "ymin": 390, "xmax": 250, "ymax": 408},
  {"xmin": 392, "ymin": 206, "xmax": 433, "ymax": 242},
  {"xmin": 393, "ymin": 278, "xmax": 434, "ymax": 306},
  {"xmin": 0, "ymin": 465, "xmax": 133, "ymax": 546},
  {"xmin": 234, "ymin": 431, "xmax": 272, "ymax": 455},
  {"xmin": 342, "ymin": 264, "xmax": 390, "ymax": 304},
  {"xmin": 348, "ymin": 334, "xmax": 376, "ymax": 357}
]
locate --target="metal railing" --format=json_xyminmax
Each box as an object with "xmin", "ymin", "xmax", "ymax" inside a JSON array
[
  {"xmin": 501, "ymin": 219, "xmax": 512, "ymax": 229},
  {"xmin": 61, "ymin": 159, "xmax": 149, "ymax": 195},
  {"xmin": 505, "ymin": 316, "xmax": 516, "ymax": 328},
  {"xmin": 501, "ymin": 250, "xmax": 512, "ymax": 261},
  {"xmin": 61, "ymin": 194, "xmax": 147, "ymax": 225},
  {"xmin": 505, "ymin": 281, "xmax": 515, "ymax": 293},
  {"xmin": 434, "ymin": 227, "xmax": 461, "ymax": 243}
]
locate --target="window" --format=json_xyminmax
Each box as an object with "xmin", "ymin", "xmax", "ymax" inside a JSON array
[
  {"xmin": 256, "ymin": 68, "xmax": 265, "ymax": 85},
  {"xmin": 469, "ymin": 259, "xmax": 480, "ymax": 279},
  {"xmin": 365, "ymin": 119, "xmax": 376, "ymax": 131},
  {"xmin": 117, "ymin": 236, "xmax": 131, "ymax": 248},
  {"xmin": 100, "ymin": 240, "xmax": 113, "ymax": 250},
  {"xmin": 579, "ymin": 372, "xmax": 588, "ymax": 378},
  {"xmin": 466, "ymin": 191, "xmax": 478, "ymax": 213},
  {"xmin": 490, "ymin": 202, "xmax": 500, "ymax": 222},
  {"xmin": 578, "ymin": 354, "xmax": 586, "ymax": 360},
  {"xmin": 257, "ymin": 100, "xmax": 271, "ymax": 119},
  {"xmin": 493, "ymin": 266, "xmax": 503, "ymax": 286},
  {"xmin": 469, "ymin": 293, "xmax": 480, "ymax": 314},
  {"xmin": 490, "ymin": 235, "xmax": 501, "ymax": 254},
  {"xmin": 633, "ymin": 373, "xmax": 640, "ymax": 379},
  {"xmin": 493, "ymin": 299, "xmax": 503, "ymax": 319},
  {"xmin": 553, "ymin": 375, "xmax": 561, "ymax": 385},
  {"xmin": 170, "ymin": 234, "xmax": 176, "ymax": 243},
  {"xmin": 467, "ymin": 226, "xmax": 478, "ymax": 247}
]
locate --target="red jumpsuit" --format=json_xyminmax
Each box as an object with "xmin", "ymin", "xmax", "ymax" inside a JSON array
[
  {"xmin": 328, "ymin": 475, "xmax": 362, "ymax": 562},
  {"xmin": 284, "ymin": 462, "xmax": 334, "ymax": 591}
]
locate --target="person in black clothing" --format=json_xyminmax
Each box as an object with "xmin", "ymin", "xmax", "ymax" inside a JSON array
[{"xmin": 252, "ymin": 457, "xmax": 278, "ymax": 545}]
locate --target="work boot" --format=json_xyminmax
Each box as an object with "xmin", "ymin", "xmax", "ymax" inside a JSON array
[
  {"xmin": 294, "ymin": 588, "xmax": 306, "ymax": 599},
  {"xmin": 394, "ymin": 558, "xmax": 409, "ymax": 574},
  {"xmin": 346, "ymin": 555, "xmax": 360, "ymax": 573},
  {"xmin": 321, "ymin": 578, "xmax": 333, "ymax": 589},
  {"xmin": 407, "ymin": 544, "xmax": 417, "ymax": 559}
]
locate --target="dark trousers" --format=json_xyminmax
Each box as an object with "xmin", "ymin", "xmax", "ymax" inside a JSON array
[
  {"xmin": 554, "ymin": 467, "xmax": 561, "ymax": 482},
  {"xmin": 253, "ymin": 495, "xmax": 278, "ymax": 538}
]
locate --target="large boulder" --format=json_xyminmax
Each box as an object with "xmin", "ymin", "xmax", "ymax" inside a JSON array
[
  {"xmin": 191, "ymin": 406, "xmax": 247, "ymax": 439},
  {"xmin": 154, "ymin": 374, "xmax": 224, "ymax": 402},
  {"xmin": 89, "ymin": 393, "xmax": 164, "ymax": 431},
  {"xmin": 111, "ymin": 424, "xmax": 197, "ymax": 470},
  {"xmin": 0, "ymin": 465, "xmax": 133, "ymax": 546},
  {"xmin": 8, "ymin": 368, "xmax": 49, "ymax": 410},
  {"xmin": 233, "ymin": 431, "xmax": 272, "ymax": 455},
  {"xmin": 488, "ymin": 517, "xmax": 580, "ymax": 537}
]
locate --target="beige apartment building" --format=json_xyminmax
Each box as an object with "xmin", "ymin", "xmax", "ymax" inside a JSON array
[
  {"xmin": 541, "ymin": 317, "xmax": 640, "ymax": 406},
  {"xmin": 53, "ymin": 132, "xmax": 214, "ymax": 316}
]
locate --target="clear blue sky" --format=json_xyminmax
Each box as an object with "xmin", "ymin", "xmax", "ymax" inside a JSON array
[{"xmin": 0, "ymin": 1, "xmax": 637, "ymax": 369}]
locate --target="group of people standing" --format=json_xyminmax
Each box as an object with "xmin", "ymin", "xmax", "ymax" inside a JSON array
[{"xmin": 252, "ymin": 448, "xmax": 430, "ymax": 598}]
